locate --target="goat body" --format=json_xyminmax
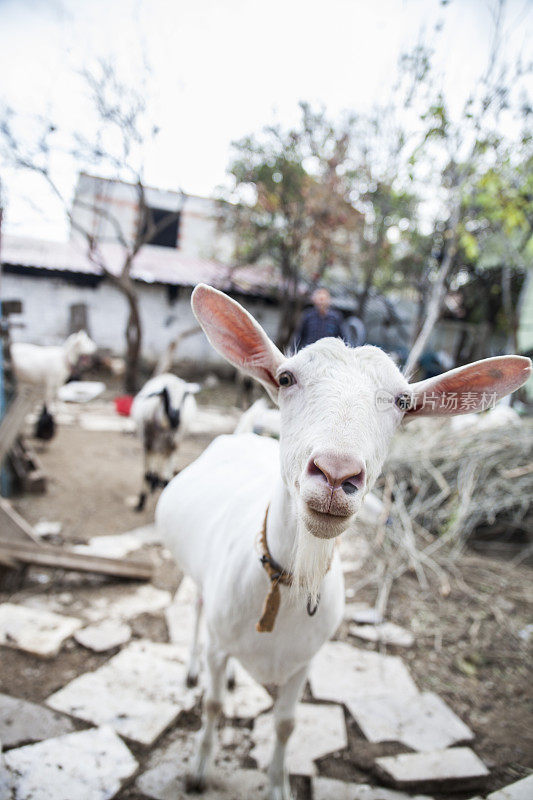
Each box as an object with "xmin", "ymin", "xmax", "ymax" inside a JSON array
[
  {"xmin": 158, "ymin": 433, "xmax": 343, "ymax": 686},
  {"xmin": 234, "ymin": 398, "xmax": 281, "ymax": 438},
  {"xmin": 157, "ymin": 284, "xmax": 531, "ymax": 800},
  {"xmin": 11, "ymin": 331, "xmax": 97, "ymax": 406}
]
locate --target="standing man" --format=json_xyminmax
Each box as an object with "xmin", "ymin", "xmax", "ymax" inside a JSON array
[{"xmin": 293, "ymin": 288, "xmax": 348, "ymax": 350}]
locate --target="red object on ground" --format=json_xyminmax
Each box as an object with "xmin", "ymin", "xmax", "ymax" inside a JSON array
[{"xmin": 114, "ymin": 395, "xmax": 134, "ymax": 416}]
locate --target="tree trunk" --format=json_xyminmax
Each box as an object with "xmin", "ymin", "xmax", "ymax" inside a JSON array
[
  {"xmin": 357, "ymin": 285, "xmax": 371, "ymax": 322},
  {"xmin": 404, "ymin": 205, "xmax": 460, "ymax": 376},
  {"xmin": 276, "ymin": 291, "xmax": 298, "ymax": 351},
  {"xmin": 412, "ymin": 284, "xmax": 427, "ymax": 345},
  {"xmin": 357, "ymin": 250, "xmax": 380, "ymax": 322},
  {"xmin": 501, "ymin": 259, "xmax": 521, "ymax": 354},
  {"xmin": 124, "ymin": 288, "xmax": 142, "ymax": 394},
  {"xmin": 275, "ymin": 262, "xmax": 301, "ymax": 351}
]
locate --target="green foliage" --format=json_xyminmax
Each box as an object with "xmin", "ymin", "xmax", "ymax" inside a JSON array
[
  {"xmin": 460, "ymin": 150, "xmax": 533, "ymax": 271},
  {"xmin": 223, "ymin": 103, "xmax": 363, "ymax": 285},
  {"xmin": 222, "ymin": 3, "xmax": 532, "ymax": 347}
]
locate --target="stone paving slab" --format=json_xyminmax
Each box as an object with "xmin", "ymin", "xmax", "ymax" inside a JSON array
[
  {"xmin": 0, "ymin": 603, "xmax": 82, "ymax": 658},
  {"xmin": 487, "ymin": 774, "xmax": 533, "ymax": 800},
  {"xmin": 313, "ymin": 777, "xmax": 434, "ymax": 800},
  {"xmin": 72, "ymin": 533, "xmax": 149, "ymax": 559},
  {"xmin": 136, "ymin": 729, "xmax": 265, "ymax": 799},
  {"xmin": 118, "ymin": 523, "xmax": 161, "ymax": 544},
  {"xmin": 3, "ymin": 725, "xmax": 138, "ymax": 800},
  {"xmin": 309, "ymin": 641, "xmax": 418, "ymax": 706},
  {"xmin": 251, "ymin": 703, "xmax": 347, "ymax": 776},
  {"xmin": 223, "ymin": 660, "xmax": 272, "ymax": 719},
  {"xmin": 347, "ymin": 691, "xmax": 473, "ymax": 752},
  {"xmin": 72, "ymin": 524, "xmax": 160, "ymax": 558},
  {"xmin": 0, "ymin": 692, "xmax": 75, "ymax": 749},
  {"xmin": 0, "ymin": 744, "xmax": 12, "ymax": 800},
  {"xmin": 23, "ymin": 584, "xmax": 172, "ymax": 624},
  {"xmin": 46, "ymin": 640, "xmax": 199, "ymax": 745},
  {"xmin": 33, "ymin": 520, "xmax": 62, "ymax": 538},
  {"xmin": 349, "ymin": 621, "xmax": 415, "ymax": 648},
  {"xmin": 375, "ymin": 748, "xmax": 489, "ymax": 788},
  {"xmin": 74, "ymin": 620, "xmax": 132, "ymax": 652},
  {"xmin": 82, "ymin": 584, "xmax": 172, "ymax": 623}
]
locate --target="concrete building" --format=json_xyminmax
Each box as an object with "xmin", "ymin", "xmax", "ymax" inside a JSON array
[
  {"xmin": 70, "ymin": 172, "xmax": 234, "ymax": 263},
  {"xmin": 1, "ymin": 234, "xmax": 280, "ymax": 369},
  {"xmin": 3, "ymin": 173, "xmax": 504, "ymax": 376},
  {"xmin": 1, "ymin": 172, "xmax": 285, "ymax": 369}
]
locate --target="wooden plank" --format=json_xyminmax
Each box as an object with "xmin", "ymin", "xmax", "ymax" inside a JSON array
[
  {"xmin": 0, "ymin": 538, "xmax": 153, "ymax": 580},
  {"xmin": 0, "ymin": 502, "xmax": 33, "ymax": 590},
  {"xmin": 0, "ymin": 551, "xmax": 19, "ymax": 568},
  {"xmin": 0, "ymin": 498, "xmax": 39, "ymax": 544}
]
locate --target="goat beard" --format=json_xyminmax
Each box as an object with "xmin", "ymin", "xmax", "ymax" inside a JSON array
[{"xmin": 289, "ymin": 518, "xmax": 335, "ymax": 606}]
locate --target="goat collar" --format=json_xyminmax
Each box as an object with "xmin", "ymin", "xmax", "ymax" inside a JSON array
[{"xmin": 256, "ymin": 506, "xmax": 320, "ymax": 633}]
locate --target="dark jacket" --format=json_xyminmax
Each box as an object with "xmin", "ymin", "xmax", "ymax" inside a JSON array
[{"xmin": 294, "ymin": 307, "xmax": 347, "ymax": 350}]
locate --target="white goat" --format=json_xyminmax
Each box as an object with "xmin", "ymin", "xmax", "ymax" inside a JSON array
[
  {"xmin": 236, "ymin": 400, "xmax": 386, "ymax": 524},
  {"xmin": 156, "ymin": 284, "xmax": 531, "ymax": 800},
  {"xmin": 131, "ymin": 373, "xmax": 199, "ymax": 512},
  {"xmin": 234, "ymin": 398, "xmax": 281, "ymax": 438},
  {"xmin": 11, "ymin": 331, "xmax": 97, "ymax": 406}
]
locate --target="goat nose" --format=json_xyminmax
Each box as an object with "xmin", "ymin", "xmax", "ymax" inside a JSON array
[{"xmin": 309, "ymin": 452, "xmax": 365, "ymax": 493}]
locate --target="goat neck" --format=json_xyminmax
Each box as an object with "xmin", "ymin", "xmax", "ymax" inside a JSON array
[{"xmin": 264, "ymin": 473, "xmax": 298, "ymax": 574}]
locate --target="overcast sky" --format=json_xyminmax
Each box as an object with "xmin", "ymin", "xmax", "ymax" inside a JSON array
[{"xmin": 0, "ymin": 0, "xmax": 531, "ymax": 240}]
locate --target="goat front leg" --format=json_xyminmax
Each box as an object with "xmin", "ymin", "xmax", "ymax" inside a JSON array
[
  {"xmin": 186, "ymin": 642, "xmax": 227, "ymax": 792},
  {"xmin": 135, "ymin": 447, "xmax": 158, "ymax": 512},
  {"xmin": 268, "ymin": 665, "xmax": 307, "ymax": 800},
  {"xmin": 169, "ymin": 444, "xmax": 182, "ymax": 479}
]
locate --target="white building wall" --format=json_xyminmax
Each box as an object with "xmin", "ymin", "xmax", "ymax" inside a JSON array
[
  {"xmin": 4, "ymin": 273, "xmax": 279, "ymax": 366},
  {"xmin": 70, "ymin": 174, "xmax": 235, "ymax": 264},
  {"xmin": 178, "ymin": 195, "xmax": 234, "ymax": 262}
]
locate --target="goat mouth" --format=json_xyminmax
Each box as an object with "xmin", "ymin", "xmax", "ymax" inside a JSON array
[{"xmin": 305, "ymin": 504, "xmax": 352, "ymax": 520}]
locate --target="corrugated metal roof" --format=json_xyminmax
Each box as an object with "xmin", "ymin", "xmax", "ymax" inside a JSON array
[{"xmin": 0, "ymin": 234, "xmax": 281, "ymax": 297}]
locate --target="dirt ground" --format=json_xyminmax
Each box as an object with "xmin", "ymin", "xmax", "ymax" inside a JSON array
[{"xmin": 1, "ymin": 386, "xmax": 532, "ymax": 798}]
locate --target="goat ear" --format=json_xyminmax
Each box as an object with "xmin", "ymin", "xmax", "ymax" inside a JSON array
[
  {"xmin": 192, "ymin": 284, "xmax": 285, "ymax": 403},
  {"xmin": 400, "ymin": 355, "xmax": 531, "ymax": 419}
]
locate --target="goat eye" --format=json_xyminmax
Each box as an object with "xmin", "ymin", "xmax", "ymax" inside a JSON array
[
  {"xmin": 278, "ymin": 371, "xmax": 296, "ymax": 387},
  {"xmin": 395, "ymin": 392, "xmax": 413, "ymax": 411}
]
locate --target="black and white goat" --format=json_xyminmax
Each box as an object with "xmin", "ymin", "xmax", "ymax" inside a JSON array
[{"xmin": 131, "ymin": 373, "xmax": 199, "ymax": 511}]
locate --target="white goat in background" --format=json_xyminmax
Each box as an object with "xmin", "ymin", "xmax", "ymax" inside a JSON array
[
  {"xmin": 131, "ymin": 373, "xmax": 199, "ymax": 512},
  {"xmin": 11, "ymin": 330, "xmax": 97, "ymax": 406},
  {"xmin": 234, "ymin": 397, "xmax": 281, "ymax": 438},
  {"xmin": 157, "ymin": 284, "xmax": 531, "ymax": 800}
]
